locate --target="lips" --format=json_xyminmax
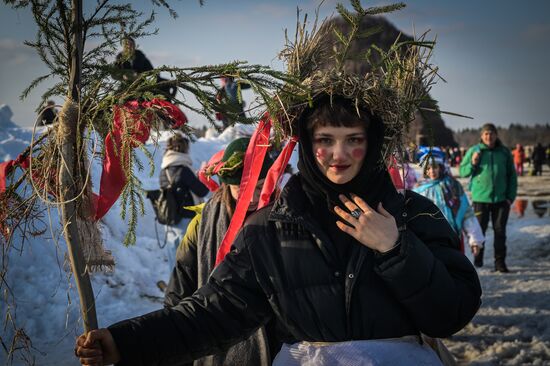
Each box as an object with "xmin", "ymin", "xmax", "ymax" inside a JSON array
[{"xmin": 329, "ymin": 164, "xmax": 351, "ymax": 172}]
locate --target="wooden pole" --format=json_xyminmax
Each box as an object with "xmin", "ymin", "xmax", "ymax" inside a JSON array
[{"xmin": 59, "ymin": 0, "xmax": 98, "ymax": 332}]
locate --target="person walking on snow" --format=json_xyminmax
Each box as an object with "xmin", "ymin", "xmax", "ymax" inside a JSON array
[
  {"xmin": 460, "ymin": 123, "xmax": 517, "ymax": 272},
  {"xmin": 512, "ymin": 144, "xmax": 525, "ymax": 176},
  {"xmin": 414, "ymin": 150, "xmax": 484, "ymax": 256}
]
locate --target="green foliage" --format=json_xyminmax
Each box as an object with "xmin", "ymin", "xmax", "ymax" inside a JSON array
[{"xmin": 3, "ymin": 0, "xmax": 296, "ymax": 249}]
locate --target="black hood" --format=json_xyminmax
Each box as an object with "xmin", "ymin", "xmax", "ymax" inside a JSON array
[{"xmin": 296, "ymin": 99, "xmax": 397, "ymax": 213}]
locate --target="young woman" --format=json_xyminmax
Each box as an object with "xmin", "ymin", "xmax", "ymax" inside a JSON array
[
  {"xmin": 414, "ymin": 151, "xmax": 484, "ymax": 256},
  {"xmin": 164, "ymin": 137, "xmax": 277, "ymax": 366},
  {"xmin": 75, "ymin": 96, "xmax": 481, "ymax": 366}
]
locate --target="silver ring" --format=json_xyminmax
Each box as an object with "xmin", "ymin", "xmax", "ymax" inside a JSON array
[{"xmin": 350, "ymin": 208, "xmax": 362, "ymax": 219}]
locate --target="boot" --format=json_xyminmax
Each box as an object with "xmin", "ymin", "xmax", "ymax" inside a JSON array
[{"xmin": 495, "ymin": 261, "xmax": 509, "ymax": 273}]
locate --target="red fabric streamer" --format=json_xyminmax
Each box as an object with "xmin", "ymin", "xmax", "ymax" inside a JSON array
[
  {"xmin": 0, "ymin": 155, "xmax": 29, "ymax": 241},
  {"xmin": 388, "ymin": 156, "xmax": 404, "ymax": 190},
  {"xmin": 257, "ymin": 136, "xmax": 298, "ymax": 209},
  {"xmin": 215, "ymin": 116, "xmax": 272, "ymax": 265},
  {"xmin": 198, "ymin": 150, "xmax": 225, "ymax": 192},
  {"xmin": 93, "ymin": 98, "xmax": 187, "ymax": 220},
  {"xmin": 0, "ymin": 161, "xmax": 18, "ymax": 193},
  {"xmin": 143, "ymin": 99, "xmax": 188, "ymax": 128},
  {"xmin": 0, "ymin": 154, "xmax": 30, "ymax": 192},
  {"xmin": 1, "ymin": 99, "xmax": 186, "ymax": 221}
]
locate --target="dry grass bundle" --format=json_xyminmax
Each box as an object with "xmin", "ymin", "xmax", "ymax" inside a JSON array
[{"xmin": 271, "ymin": 0, "xmax": 441, "ymax": 164}]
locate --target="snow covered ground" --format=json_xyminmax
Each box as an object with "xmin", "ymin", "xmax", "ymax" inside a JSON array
[
  {"xmin": 1, "ymin": 105, "xmax": 549, "ymax": 365},
  {"xmin": 446, "ymin": 170, "xmax": 550, "ymax": 365}
]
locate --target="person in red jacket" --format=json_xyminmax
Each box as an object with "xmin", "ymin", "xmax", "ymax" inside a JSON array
[{"xmin": 512, "ymin": 143, "xmax": 525, "ymax": 176}]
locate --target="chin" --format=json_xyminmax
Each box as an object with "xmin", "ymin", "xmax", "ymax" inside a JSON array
[{"xmin": 327, "ymin": 175, "xmax": 353, "ymax": 185}]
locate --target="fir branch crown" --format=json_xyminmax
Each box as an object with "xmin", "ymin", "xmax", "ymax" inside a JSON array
[{"xmin": 272, "ymin": 0, "xmax": 441, "ymax": 162}]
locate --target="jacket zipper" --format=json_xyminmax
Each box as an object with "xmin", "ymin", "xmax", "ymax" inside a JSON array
[{"xmin": 344, "ymin": 247, "xmax": 368, "ymax": 338}]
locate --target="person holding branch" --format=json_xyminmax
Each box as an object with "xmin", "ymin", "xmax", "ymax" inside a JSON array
[{"xmin": 75, "ymin": 4, "xmax": 481, "ymax": 365}]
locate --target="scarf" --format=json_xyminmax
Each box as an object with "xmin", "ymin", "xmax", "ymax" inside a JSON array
[{"xmin": 161, "ymin": 150, "xmax": 193, "ymax": 169}]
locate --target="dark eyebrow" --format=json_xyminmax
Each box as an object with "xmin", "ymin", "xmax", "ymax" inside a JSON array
[
  {"xmin": 346, "ymin": 133, "xmax": 366, "ymax": 137},
  {"xmin": 313, "ymin": 133, "xmax": 333, "ymax": 137},
  {"xmin": 313, "ymin": 132, "xmax": 366, "ymax": 138}
]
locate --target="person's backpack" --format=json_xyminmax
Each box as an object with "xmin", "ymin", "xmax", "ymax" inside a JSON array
[{"xmin": 146, "ymin": 168, "xmax": 195, "ymax": 225}]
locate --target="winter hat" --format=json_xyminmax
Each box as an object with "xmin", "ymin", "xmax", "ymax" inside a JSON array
[
  {"xmin": 481, "ymin": 123, "xmax": 497, "ymax": 134},
  {"xmin": 418, "ymin": 146, "xmax": 446, "ymax": 167},
  {"xmin": 217, "ymin": 137, "xmax": 274, "ymax": 185}
]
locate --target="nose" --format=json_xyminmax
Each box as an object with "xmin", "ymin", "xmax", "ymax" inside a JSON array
[{"xmin": 332, "ymin": 141, "xmax": 348, "ymax": 161}]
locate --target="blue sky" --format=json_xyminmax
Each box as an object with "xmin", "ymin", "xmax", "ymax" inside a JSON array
[{"xmin": 1, "ymin": 0, "xmax": 549, "ymax": 131}]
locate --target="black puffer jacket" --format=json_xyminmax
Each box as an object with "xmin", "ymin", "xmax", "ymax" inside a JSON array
[
  {"xmin": 109, "ymin": 175, "xmax": 481, "ymax": 366},
  {"xmin": 160, "ymin": 165, "xmax": 209, "ymax": 219}
]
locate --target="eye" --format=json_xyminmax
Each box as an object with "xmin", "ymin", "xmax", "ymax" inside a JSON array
[
  {"xmin": 314, "ymin": 137, "xmax": 333, "ymax": 145},
  {"xmin": 348, "ymin": 136, "xmax": 365, "ymax": 144}
]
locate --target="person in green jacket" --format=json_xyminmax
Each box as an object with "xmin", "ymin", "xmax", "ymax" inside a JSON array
[{"xmin": 460, "ymin": 123, "xmax": 517, "ymax": 272}]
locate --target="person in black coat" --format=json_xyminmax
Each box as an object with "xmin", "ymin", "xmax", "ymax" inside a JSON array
[
  {"xmin": 160, "ymin": 133, "xmax": 209, "ymax": 273},
  {"xmin": 115, "ymin": 37, "xmax": 154, "ymax": 79},
  {"xmin": 75, "ymin": 96, "xmax": 481, "ymax": 366},
  {"xmin": 531, "ymin": 143, "xmax": 546, "ymax": 176},
  {"xmin": 114, "ymin": 36, "xmax": 177, "ymax": 106}
]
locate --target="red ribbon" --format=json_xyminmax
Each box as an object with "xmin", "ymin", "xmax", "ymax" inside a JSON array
[
  {"xmin": 1, "ymin": 99, "xmax": 187, "ymax": 222},
  {"xmin": 215, "ymin": 115, "xmax": 272, "ymax": 265},
  {"xmin": 0, "ymin": 161, "xmax": 18, "ymax": 193},
  {"xmin": 257, "ymin": 136, "xmax": 298, "ymax": 209},
  {"xmin": 198, "ymin": 150, "xmax": 225, "ymax": 192},
  {"xmin": 0, "ymin": 154, "xmax": 30, "ymax": 193},
  {"xmin": 1, "ymin": 155, "xmax": 30, "ymax": 241},
  {"xmin": 93, "ymin": 98, "xmax": 187, "ymax": 220},
  {"xmin": 388, "ymin": 156, "xmax": 404, "ymax": 190}
]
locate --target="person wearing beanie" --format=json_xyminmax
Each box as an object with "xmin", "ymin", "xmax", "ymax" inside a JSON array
[
  {"xmin": 163, "ymin": 137, "xmax": 277, "ymax": 366},
  {"xmin": 460, "ymin": 123, "xmax": 517, "ymax": 272}
]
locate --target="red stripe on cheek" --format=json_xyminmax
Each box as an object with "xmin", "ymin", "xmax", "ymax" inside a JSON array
[{"xmin": 352, "ymin": 148, "xmax": 365, "ymax": 160}]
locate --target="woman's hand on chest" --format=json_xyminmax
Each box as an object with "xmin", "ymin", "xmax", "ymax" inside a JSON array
[{"xmin": 333, "ymin": 194, "xmax": 399, "ymax": 253}]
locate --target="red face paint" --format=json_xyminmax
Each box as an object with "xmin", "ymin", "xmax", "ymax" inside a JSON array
[
  {"xmin": 315, "ymin": 148, "xmax": 327, "ymax": 160},
  {"xmin": 352, "ymin": 148, "xmax": 365, "ymax": 160}
]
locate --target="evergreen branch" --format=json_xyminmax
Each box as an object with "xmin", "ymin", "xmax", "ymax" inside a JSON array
[
  {"xmin": 19, "ymin": 74, "xmax": 52, "ymax": 100},
  {"xmin": 364, "ymin": 3, "xmax": 406, "ymax": 16}
]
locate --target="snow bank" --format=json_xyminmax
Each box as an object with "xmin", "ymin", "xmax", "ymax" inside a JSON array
[{"xmin": 0, "ymin": 114, "xmax": 268, "ymax": 365}]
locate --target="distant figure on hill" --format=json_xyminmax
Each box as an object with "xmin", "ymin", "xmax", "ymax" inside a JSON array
[
  {"xmin": 215, "ymin": 76, "xmax": 251, "ymax": 130},
  {"xmin": 460, "ymin": 123, "xmax": 517, "ymax": 273},
  {"xmin": 39, "ymin": 100, "xmax": 57, "ymax": 125},
  {"xmin": 114, "ymin": 36, "xmax": 176, "ymax": 102},
  {"xmin": 531, "ymin": 143, "xmax": 546, "ymax": 176},
  {"xmin": 115, "ymin": 36, "xmax": 153, "ymax": 79}
]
